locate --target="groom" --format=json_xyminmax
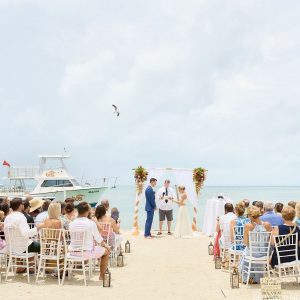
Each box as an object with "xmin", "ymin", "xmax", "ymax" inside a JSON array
[{"xmin": 144, "ymin": 178, "xmax": 157, "ymax": 239}]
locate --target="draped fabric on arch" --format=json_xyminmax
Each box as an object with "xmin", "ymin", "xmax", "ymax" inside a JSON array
[
  {"xmin": 173, "ymin": 170, "xmax": 199, "ymax": 209},
  {"xmin": 146, "ymin": 168, "xmax": 166, "ymax": 186}
]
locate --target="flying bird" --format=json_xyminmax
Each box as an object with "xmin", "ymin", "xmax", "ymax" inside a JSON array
[{"xmin": 112, "ymin": 104, "xmax": 120, "ymax": 117}]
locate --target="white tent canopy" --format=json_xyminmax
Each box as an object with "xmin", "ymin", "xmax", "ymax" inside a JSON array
[{"xmin": 147, "ymin": 167, "xmax": 198, "ymax": 209}]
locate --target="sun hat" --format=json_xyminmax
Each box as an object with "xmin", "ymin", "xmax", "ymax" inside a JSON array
[{"xmin": 29, "ymin": 198, "xmax": 44, "ymax": 213}]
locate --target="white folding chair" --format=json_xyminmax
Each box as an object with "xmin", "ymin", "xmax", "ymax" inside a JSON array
[
  {"xmin": 243, "ymin": 231, "xmax": 271, "ymax": 286},
  {"xmin": 36, "ymin": 228, "xmax": 64, "ymax": 284},
  {"xmin": 273, "ymin": 233, "xmax": 300, "ymax": 282},
  {"xmin": 229, "ymin": 226, "xmax": 244, "ymax": 273},
  {"xmin": 62, "ymin": 230, "xmax": 91, "ymax": 286},
  {"xmin": 0, "ymin": 230, "xmax": 7, "ymax": 282},
  {"xmin": 220, "ymin": 223, "xmax": 231, "ymax": 271},
  {"xmin": 99, "ymin": 222, "xmax": 116, "ymax": 266},
  {"xmin": 5, "ymin": 226, "xmax": 37, "ymax": 283}
]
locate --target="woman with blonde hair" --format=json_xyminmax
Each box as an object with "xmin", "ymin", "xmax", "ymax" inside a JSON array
[
  {"xmin": 239, "ymin": 206, "xmax": 272, "ymax": 284},
  {"xmin": 44, "ymin": 202, "xmax": 62, "ymax": 229}
]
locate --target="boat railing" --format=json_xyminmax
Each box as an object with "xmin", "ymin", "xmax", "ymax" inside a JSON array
[
  {"xmin": 0, "ymin": 186, "xmax": 29, "ymax": 196},
  {"xmin": 81, "ymin": 177, "xmax": 118, "ymax": 188},
  {"xmin": 7, "ymin": 167, "xmax": 39, "ymax": 179}
]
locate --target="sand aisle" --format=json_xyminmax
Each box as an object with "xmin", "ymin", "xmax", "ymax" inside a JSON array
[{"xmin": 1, "ymin": 231, "xmax": 299, "ymax": 300}]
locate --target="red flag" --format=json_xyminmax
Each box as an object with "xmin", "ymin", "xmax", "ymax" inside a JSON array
[{"xmin": 2, "ymin": 160, "xmax": 11, "ymax": 167}]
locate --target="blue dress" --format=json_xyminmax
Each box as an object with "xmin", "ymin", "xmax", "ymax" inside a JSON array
[
  {"xmin": 239, "ymin": 223, "xmax": 268, "ymax": 284},
  {"xmin": 231, "ymin": 216, "xmax": 250, "ymax": 251}
]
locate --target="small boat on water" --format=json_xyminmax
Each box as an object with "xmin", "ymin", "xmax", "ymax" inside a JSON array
[{"xmin": 0, "ymin": 154, "xmax": 117, "ymax": 205}]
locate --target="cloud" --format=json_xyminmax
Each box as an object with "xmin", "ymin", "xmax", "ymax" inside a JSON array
[{"xmin": 1, "ymin": 0, "xmax": 300, "ymax": 185}]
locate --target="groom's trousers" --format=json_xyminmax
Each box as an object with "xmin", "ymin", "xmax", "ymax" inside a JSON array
[{"xmin": 145, "ymin": 210, "xmax": 154, "ymax": 237}]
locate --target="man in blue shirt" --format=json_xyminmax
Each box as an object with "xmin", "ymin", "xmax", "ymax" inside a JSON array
[
  {"xmin": 260, "ymin": 202, "xmax": 284, "ymax": 226},
  {"xmin": 144, "ymin": 178, "xmax": 157, "ymax": 238}
]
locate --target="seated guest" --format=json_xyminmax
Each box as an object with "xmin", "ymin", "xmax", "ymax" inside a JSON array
[
  {"xmin": 288, "ymin": 201, "xmax": 296, "ymax": 209},
  {"xmin": 44, "ymin": 202, "xmax": 63, "ymax": 229},
  {"xmin": 64, "ymin": 197, "xmax": 75, "ymax": 204},
  {"xmin": 69, "ymin": 202, "xmax": 110, "ymax": 280},
  {"xmin": 254, "ymin": 201, "xmax": 264, "ymax": 216},
  {"xmin": 252, "ymin": 201, "xmax": 258, "ymax": 206},
  {"xmin": 4, "ymin": 198, "xmax": 45, "ymax": 254},
  {"xmin": 101, "ymin": 199, "xmax": 110, "ymax": 213},
  {"xmin": 35, "ymin": 200, "xmax": 51, "ymax": 225},
  {"xmin": 64, "ymin": 203, "xmax": 76, "ymax": 224},
  {"xmin": 260, "ymin": 202, "xmax": 284, "ymax": 226},
  {"xmin": 274, "ymin": 202, "xmax": 284, "ymax": 216},
  {"xmin": 271, "ymin": 206, "xmax": 300, "ymax": 268},
  {"xmin": 239, "ymin": 206, "xmax": 272, "ymax": 284},
  {"xmin": 216, "ymin": 203, "xmax": 236, "ymax": 249},
  {"xmin": 230, "ymin": 202, "xmax": 250, "ymax": 250},
  {"xmin": 29, "ymin": 198, "xmax": 44, "ymax": 219},
  {"xmin": 22, "ymin": 198, "xmax": 34, "ymax": 225},
  {"xmin": 0, "ymin": 203, "xmax": 10, "ymax": 220},
  {"xmin": 111, "ymin": 207, "xmax": 120, "ymax": 229},
  {"xmin": 295, "ymin": 202, "xmax": 300, "ymax": 226},
  {"xmin": 242, "ymin": 199, "xmax": 250, "ymax": 217},
  {"xmin": 95, "ymin": 205, "xmax": 120, "ymax": 234}
]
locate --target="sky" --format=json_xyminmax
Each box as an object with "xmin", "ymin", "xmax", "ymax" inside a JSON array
[{"xmin": 1, "ymin": 0, "xmax": 300, "ymax": 186}]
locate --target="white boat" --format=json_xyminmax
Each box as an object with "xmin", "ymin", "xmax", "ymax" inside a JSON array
[{"xmin": 0, "ymin": 154, "xmax": 116, "ymax": 205}]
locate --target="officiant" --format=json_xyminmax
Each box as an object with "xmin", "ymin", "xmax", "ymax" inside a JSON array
[{"xmin": 157, "ymin": 180, "xmax": 176, "ymax": 235}]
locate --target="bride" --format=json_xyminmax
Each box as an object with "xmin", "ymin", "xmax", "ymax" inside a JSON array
[{"xmin": 174, "ymin": 185, "xmax": 193, "ymax": 238}]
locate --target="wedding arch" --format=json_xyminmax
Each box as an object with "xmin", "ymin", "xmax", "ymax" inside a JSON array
[{"xmin": 131, "ymin": 167, "xmax": 206, "ymax": 236}]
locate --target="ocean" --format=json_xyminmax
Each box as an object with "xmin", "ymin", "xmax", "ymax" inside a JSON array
[{"xmin": 101, "ymin": 185, "xmax": 300, "ymax": 230}]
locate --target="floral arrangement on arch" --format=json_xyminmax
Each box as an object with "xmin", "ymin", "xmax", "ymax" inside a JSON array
[
  {"xmin": 134, "ymin": 166, "xmax": 148, "ymax": 194},
  {"xmin": 193, "ymin": 167, "xmax": 207, "ymax": 196}
]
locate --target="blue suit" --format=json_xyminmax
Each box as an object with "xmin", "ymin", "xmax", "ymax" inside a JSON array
[{"xmin": 144, "ymin": 185, "xmax": 156, "ymax": 237}]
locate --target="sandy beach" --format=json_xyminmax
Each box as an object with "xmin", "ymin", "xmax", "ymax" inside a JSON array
[{"xmin": 1, "ymin": 230, "xmax": 299, "ymax": 300}]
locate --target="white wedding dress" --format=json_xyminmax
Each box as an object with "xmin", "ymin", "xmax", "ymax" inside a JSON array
[{"xmin": 174, "ymin": 193, "xmax": 193, "ymax": 238}]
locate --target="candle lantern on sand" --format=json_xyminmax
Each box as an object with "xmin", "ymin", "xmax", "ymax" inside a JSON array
[
  {"xmin": 103, "ymin": 268, "xmax": 111, "ymax": 287},
  {"xmin": 230, "ymin": 267, "xmax": 239, "ymax": 289},
  {"xmin": 215, "ymin": 256, "xmax": 222, "ymax": 269},
  {"xmin": 117, "ymin": 251, "xmax": 124, "ymax": 267},
  {"xmin": 125, "ymin": 240, "xmax": 131, "ymax": 253},
  {"xmin": 208, "ymin": 241, "xmax": 214, "ymax": 255}
]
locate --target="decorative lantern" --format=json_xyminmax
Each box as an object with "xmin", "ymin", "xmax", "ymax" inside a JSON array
[
  {"xmin": 230, "ymin": 267, "xmax": 239, "ymax": 289},
  {"xmin": 117, "ymin": 251, "xmax": 124, "ymax": 267},
  {"xmin": 208, "ymin": 241, "xmax": 214, "ymax": 255},
  {"xmin": 125, "ymin": 240, "xmax": 131, "ymax": 253},
  {"xmin": 103, "ymin": 268, "xmax": 111, "ymax": 287},
  {"xmin": 215, "ymin": 256, "xmax": 222, "ymax": 269}
]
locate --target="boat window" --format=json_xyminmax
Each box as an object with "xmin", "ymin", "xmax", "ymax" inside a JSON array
[
  {"xmin": 41, "ymin": 180, "xmax": 73, "ymax": 187},
  {"xmin": 71, "ymin": 179, "xmax": 80, "ymax": 186}
]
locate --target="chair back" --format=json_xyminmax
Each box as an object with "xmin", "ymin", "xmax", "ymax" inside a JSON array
[
  {"xmin": 39, "ymin": 228, "xmax": 63, "ymax": 258},
  {"xmin": 99, "ymin": 223, "xmax": 112, "ymax": 244},
  {"xmin": 222, "ymin": 223, "xmax": 231, "ymax": 249},
  {"xmin": 249, "ymin": 231, "xmax": 271, "ymax": 258},
  {"xmin": 4, "ymin": 226, "xmax": 29, "ymax": 255},
  {"xmin": 232, "ymin": 226, "xmax": 245, "ymax": 250},
  {"xmin": 273, "ymin": 233, "xmax": 299, "ymax": 265},
  {"xmin": 65, "ymin": 230, "xmax": 86, "ymax": 254}
]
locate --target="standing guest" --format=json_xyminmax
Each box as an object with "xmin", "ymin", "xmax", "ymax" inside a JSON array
[
  {"xmin": 4, "ymin": 198, "xmax": 45, "ymax": 254},
  {"xmin": 275, "ymin": 202, "xmax": 284, "ymax": 216},
  {"xmin": 44, "ymin": 202, "xmax": 63, "ymax": 229},
  {"xmin": 230, "ymin": 202, "xmax": 250, "ymax": 250},
  {"xmin": 157, "ymin": 180, "xmax": 176, "ymax": 235},
  {"xmin": 64, "ymin": 203, "xmax": 76, "ymax": 224},
  {"xmin": 29, "ymin": 198, "xmax": 44, "ymax": 219},
  {"xmin": 242, "ymin": 199, "xmax": 250, "ymax": 217},
  {"xmin": 35, "ymin": 200, "xmax": 51, "ymax": 225},
  {"xmin": 22, "ymin": 199, "xmax": 34, "ymax": 225},
  {"xmin": 294, "ymin": 202, "xmax": 300, "ymax": 226},
  {"xmin": 144, "ymin": 178, "xmax": 157, "ymax": 239},
  {"xmin": 239, "ymin": 206, "xmax": 272, "ymax": 284},
  {"xmin": 260, "ymin": 202, "xmax": 284, "ymax": 226},
  {"xmin": 69, "ymin": 202, "xmax": 110, "ymax": 281},
  {"xmin": 271, "ymin": 206, "xmax": 300, "ymax": 267},
  {"xmin": 216, "ymin": 203, "xmax": 236, "ymax": 249},
  {"xmin": 254, "ymin": 201, "xmax": 264, "ymax": 216},
  {"xmin": 288, "ymin": 201, "xmax": 296, "ymax": 209}
]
